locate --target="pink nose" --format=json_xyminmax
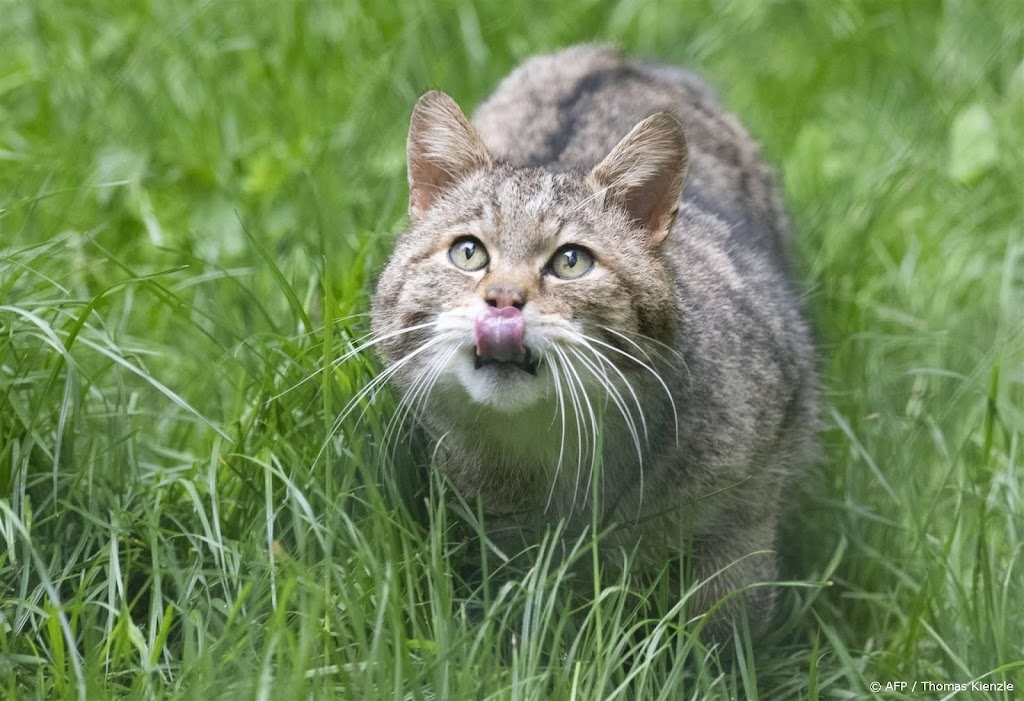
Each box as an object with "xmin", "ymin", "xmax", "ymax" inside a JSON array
[
  {"xmin": 475, "ymin": 306, "xmax": 525, "ymax": 362},
  {"xmin": 485, "ymin": 285, "xmax": 524, "ymax": 310}
]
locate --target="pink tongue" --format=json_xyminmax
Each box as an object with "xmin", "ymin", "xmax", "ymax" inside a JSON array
[{"xmin": 475, "ymin": 306, "xmax": 525, "ymax": 363}]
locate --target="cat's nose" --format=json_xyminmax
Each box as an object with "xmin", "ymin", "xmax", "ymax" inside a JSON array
[{"xmin": 485, "ymin": 285, "xmax": 525, "ymax": 310}]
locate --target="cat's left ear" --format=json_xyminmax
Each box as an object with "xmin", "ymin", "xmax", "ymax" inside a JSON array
[
  {"xmin": 407, "ymin": 90, "xmax": 493, "ymax": 221},
  {"xmin": 587, "ymin": 112, "xmax": 689, "ymax": 246}
]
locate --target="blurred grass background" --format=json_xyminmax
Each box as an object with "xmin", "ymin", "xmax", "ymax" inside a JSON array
[{"xmin": 1, "ymin": 0, "xmax": 1022, "ymax": 698}]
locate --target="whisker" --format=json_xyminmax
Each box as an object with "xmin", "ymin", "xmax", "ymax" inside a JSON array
[
  {"xmin": 554, "ymin": 345, "xmax": 599, "ymax": 510},
  {"xmin": 314, "ymin": 332, "xmax": 458, "ymax": 466},
  {"xmin": 379, "ymin": 355, "xmax": 436, "ymax": 458},
  {"xmin": 574, "ymin": 331, "xmax": 679, "ymax": 445},
  {"xmin": 271, "ymin": 320, "xmax": 438, "ymax": 402},
  {"xmin": 598, "ymin": 324, "xmax": 690, "ymax": 381},
  {"xmin": 567, "ymin": 345, "xmax": 647, "ymax": 515},
  {"xmin": 384, "ymin": 345, "xmax": 458, "ymax": 457},
  {"xmin": 329, "ymin": 320, "xmax": 439, "ymax": 369},
  {"xmin": 567, "ymin": 346, "xmax": 645, "ymax": 467},
  {"xmin": 567, "ymin": 344, "xmax": 652, "ymax": 516},
  {"xmin": 569, "ymin": 340, "xmax": 649, "ymax": 442},
  {"xmin": 544, "ymin": 353, "xmax": 568, "ymax": 513},
  {"xmin": 552, "ymin": 347, "xmax": 586, "ymax": 510},
  {"xmin": 273, "ymin": 311, "xmax": 374, "ymax": 344},
  {"xmin": 381, "ymin": 348, "xmax": 440, "ymax": 449}
]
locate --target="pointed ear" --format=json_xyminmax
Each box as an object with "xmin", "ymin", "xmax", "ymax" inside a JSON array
[
  {"xmin": 587, "ymin": 112, "xmax": 689, "ymax": 246},
  {"xmin": 407, "ymin": 90, "xmax": 493, "ymax": 220}
]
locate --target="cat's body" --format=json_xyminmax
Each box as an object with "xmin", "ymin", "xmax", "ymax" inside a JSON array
[{"xmin": 371, "ymin": 46, "xmax": 818, "ymax": 637}]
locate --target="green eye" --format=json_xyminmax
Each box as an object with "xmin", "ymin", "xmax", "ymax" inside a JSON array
[
  {"xmin": 548, "ymin": 245, "xmax": 595, "ymax": 280},
  {"xmin": 448, "ymin": 236, "xmax": 489, "ymax": 272}
]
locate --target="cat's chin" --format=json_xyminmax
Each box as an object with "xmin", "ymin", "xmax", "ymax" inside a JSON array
[{"xmin": 453, "ymin": 354, "xmax": 547, "ymax": 413}]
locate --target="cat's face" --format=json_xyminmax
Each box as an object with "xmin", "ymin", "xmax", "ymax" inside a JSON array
[{"xmin": 371, "ymin": 91, "xmax": 688, "ymax": 419}]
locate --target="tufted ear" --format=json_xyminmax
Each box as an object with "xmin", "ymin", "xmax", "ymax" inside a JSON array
[
  {"xmin": 587, "ymin": 112, "xmax": 689, "ymax": 246},
  {"xmin": 407, "ymin": 90, "xmax": 493, "ymax": 220}
]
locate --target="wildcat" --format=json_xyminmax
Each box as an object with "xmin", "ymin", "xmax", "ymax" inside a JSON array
[{"xmin": 370, "ymin": 45, "xmax": 819, "ymax": 639}]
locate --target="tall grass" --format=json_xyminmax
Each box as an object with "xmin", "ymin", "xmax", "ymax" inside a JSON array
[{"xmin": 1, "ymin": 0, "xmax": 1021, "ymax": 698}]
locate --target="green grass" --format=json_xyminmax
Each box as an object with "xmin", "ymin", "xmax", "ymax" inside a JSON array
[{"xmin": 1, "ymin": 0, "xmax": 1022, "ymax": 698}]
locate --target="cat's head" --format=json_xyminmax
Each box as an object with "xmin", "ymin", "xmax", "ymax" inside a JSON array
[{"xmin": 371, "ymin": 90, "xmax": 688, "ymax": 416}]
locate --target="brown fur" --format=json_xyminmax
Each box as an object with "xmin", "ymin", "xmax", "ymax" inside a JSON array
[{"xmin": 371, "ymin": 45, "xmax": 819, "ymax": 639}]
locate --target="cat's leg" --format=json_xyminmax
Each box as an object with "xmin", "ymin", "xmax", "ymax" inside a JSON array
[{"xmin": 681, "ymin": 516, "xmax": 781, "ymax": 644}]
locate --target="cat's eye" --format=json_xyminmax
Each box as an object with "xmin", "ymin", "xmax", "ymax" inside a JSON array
[
  {"xmin": 547, "ymin": 245, "xmax": 595, "ymax": 280},
  {"xmin": 448, "ymin": 236, "xmax": 489, "ymax": 272}
]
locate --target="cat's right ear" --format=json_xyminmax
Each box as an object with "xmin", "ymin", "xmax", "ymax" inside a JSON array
[{"xmin": 407, "ymin": 90, "xmax": 493, "ymax": 220}]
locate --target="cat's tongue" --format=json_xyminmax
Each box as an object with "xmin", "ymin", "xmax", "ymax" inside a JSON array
[{"xmin": 475, "ymin": 306, "xmax": 526, "ymax": 363}]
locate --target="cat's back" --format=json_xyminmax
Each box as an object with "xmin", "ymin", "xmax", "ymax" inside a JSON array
[{"xmin": 472, "ymin": 45, "xmax": 789, "ymax": 264}]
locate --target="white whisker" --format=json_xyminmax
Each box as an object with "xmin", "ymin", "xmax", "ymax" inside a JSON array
[
  {"xmin": 569, "ymin": 340, "xmax": 649, "ymax": 442},
  {"xmin": 574, "ymin": 331, "xmax": 679, "ymax": 445},
  {"xmin": 567, "ymin": 346, "xmax": 645, "ymax": 465},
  {"xmin": 314, "ymin": 331, "xmax": 458, "ymax": 466},
  {"xmin": 544, "ymin": 354, "xmax": 568, "ymax": 512},
  {"xmin": 553, "ymin": 345, "xmax": 599, "ymax": 510},
  {"xmin": 270, "ymin": 320, "xmax": 438, "ymax": 402},
  {"xmin": 598, "ymin": 324, "xmax": 690, "ymax": 382},
  {"xmin": 384, "ymin": 344, "xmax": 458, "ymax": 456},
  {"xmin": 552, "ymin": 347, "xmax": 586, "ymax": 510}
]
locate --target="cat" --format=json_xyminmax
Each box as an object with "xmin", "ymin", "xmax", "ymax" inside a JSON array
[{"xmin": 370, "ymin": 45, "xmax": 819, "ymax": 639}]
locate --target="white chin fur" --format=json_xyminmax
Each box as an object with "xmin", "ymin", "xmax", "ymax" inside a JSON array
[{"xmin": 453, "ymin": 352, "xmax": 546, "ymax": 412}]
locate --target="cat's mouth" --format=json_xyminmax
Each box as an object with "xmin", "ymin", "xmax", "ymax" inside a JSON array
[
  {"xmin": 473, "ymin": 306, "xmax": 538, "ymax": 375},
  {"xmin": 473, "ymin": 346, "xmax": 539, "ymax": 375}
]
